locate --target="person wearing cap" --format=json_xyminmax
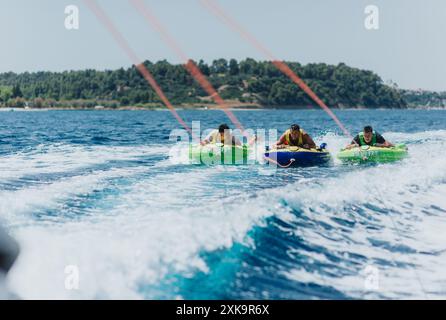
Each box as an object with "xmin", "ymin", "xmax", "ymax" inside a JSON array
[
  {"xmin": 344, "ymin": 126, "xmax": 393, "ymax": 149},
  {"xmin": 275, "ymin": 124, "xmax": 316, "ymax": 149}
]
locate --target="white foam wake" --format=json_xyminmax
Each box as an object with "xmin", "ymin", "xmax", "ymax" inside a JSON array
[
  {"xmin": 3, "ymin": 130, "xmax": 446, "ymax": 299},
  {"xmin": 0, "ymin": 143, "xmax": 170, "ymax": 181}
]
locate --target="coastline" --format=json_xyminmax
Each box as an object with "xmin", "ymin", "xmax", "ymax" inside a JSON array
[{"xmin": 1, "ymin": 105, "xmax": 444, "ymax": 112}]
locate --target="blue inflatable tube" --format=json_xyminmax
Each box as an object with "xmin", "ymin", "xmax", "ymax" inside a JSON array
[{"xmin": 264, "ymin": 145, "xmax": 332, "ymax": 167}]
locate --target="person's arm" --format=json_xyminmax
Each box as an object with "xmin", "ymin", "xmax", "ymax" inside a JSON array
[
  {"xmin": 302, "ymin": 134, "xmax": 316, "ymax": 149},
  {"xmin": 375, "ymin": 141, "xmax": 393, "ymax": 147},
  {"xmin": 200, "ymin": 132, "xmax": 213, "ymax": 145},
  {"xmin": 248, "ymin": 134, "xmax": 257, "ymax": 146},
  {"xmin": 345, "ymin": 135, "xmax": 360, "ymax": 149},
  {"xmin": 374, "ymin": 134, "xmax": 393, "ymax": 147},
  {"xmin": 200, "ymin": 139, "xmax": 210, "ymax": 146},
  {"xmin": 344, "ymin": 143, "xmax": 358, "ymax": 149},
  {"xmin": 275, "ymin": 133, "xmax": 287, "ymax": 148}
]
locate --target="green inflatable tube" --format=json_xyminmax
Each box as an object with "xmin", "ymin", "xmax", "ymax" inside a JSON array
[
  {"xmin": 189, "ymin": 143, "xmax": 250, "ymax": 165},
  {"xmin": 337, "ymin": 144, "xmax": 408, "ymax": 163}
]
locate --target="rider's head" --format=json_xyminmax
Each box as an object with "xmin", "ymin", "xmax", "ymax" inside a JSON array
[
  {"xmin": 290, "ymin": 124, "xmax": 300, "ymax": 138},
  {"xmin": 363, "ymin": 126, "xmax": 373, "ymax": 143}
]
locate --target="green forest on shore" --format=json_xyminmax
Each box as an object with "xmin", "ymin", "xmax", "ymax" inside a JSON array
[{"xmin": 0, "ymin": 58, "xmax": 443, "ymax": 110}]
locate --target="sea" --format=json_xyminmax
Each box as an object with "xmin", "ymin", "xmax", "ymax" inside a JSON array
[{"xmin": 0, "ymin": 108, "xmax": 445, "ymax": 299}]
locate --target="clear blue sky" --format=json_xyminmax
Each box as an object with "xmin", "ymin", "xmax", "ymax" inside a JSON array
[{"xmin": 0, "ymin": 0, "xmax": 445, "ymax": 91}]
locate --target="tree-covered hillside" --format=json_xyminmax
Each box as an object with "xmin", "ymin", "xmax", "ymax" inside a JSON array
[
  {"xmin": 400, "ymin": 89, "xmax": 446, "ymax": 108},
  {"xmin": 0, "ymin": 58, "xmax": 407, "ymax": 109}
]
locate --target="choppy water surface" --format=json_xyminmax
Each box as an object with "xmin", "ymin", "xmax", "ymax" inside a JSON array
[{"xmin": 1, "ymin": 109, "xmax": 445, "ymax": 299}]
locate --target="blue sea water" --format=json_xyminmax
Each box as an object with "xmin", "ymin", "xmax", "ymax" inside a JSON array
[{"xmin": 1, "ymin": 109, "xmax": 446, "ymax": 299}]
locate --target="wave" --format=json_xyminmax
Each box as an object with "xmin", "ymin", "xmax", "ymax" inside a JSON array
[
  {"xmin": 2, "ymin": 129, "xmax": 446, "ymax": 299},
  {"xmin": 7, "ymin": 173, "xmax": 273, "ymax": 299},
  {"xmin": 0, "ymin": 143, "xmax": 171, "ymax": 182},
  {"xmin": 241, "ymin": 129, "xmax": 446, "ymax": 299}
]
